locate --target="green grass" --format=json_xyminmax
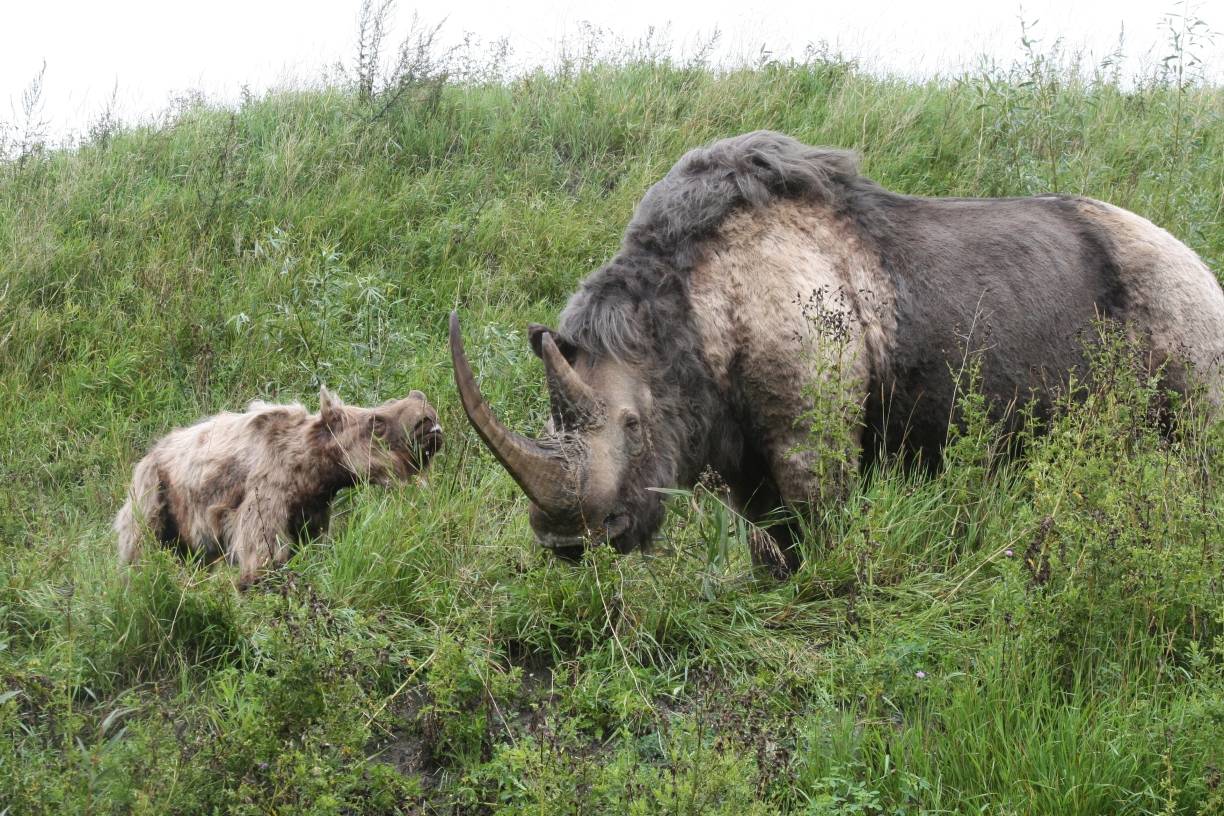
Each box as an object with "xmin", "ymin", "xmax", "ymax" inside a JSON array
[{"xmin": 1, "ymin": 34, "xmax": 1222, "ymax": 815}]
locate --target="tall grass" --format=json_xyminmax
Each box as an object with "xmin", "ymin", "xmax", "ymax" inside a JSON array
[{"xmin": 0, "ymin": 14, "xmax": 1221, "ymax": 814}]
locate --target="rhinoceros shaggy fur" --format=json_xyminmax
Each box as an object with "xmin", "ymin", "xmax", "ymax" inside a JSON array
[{"xmin": 451, "ymin": 131, "xmax": 1224, "ymax": 575}]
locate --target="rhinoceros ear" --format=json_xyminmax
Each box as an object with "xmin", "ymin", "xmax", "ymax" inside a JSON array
[
  {"xmin": 528, "ymin": 324, "xmax": 552, "ymax": 359},
  {"xmin": 528, "ymin": 324, "xmax": 577, "ymax": 361}
]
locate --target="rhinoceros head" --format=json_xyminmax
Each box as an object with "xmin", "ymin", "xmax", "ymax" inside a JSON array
[{"xmin": 450, "ymin": 312, "xmax": 668, "ymax": 558}]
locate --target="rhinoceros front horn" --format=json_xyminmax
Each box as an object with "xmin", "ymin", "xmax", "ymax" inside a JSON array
[{"xmin": 449, "ymin": 312, "xmax": 574, "ymax": 509}]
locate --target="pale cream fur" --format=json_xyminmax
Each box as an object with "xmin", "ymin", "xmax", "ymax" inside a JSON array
[
  {"xmin": 115, "ymin": 403, "xmax": 301, "ymax": 565},
  {"xmin": 1075, "ymin": 200, "xmax": 1224, "ymax": 408},
  {"xmin": 687, "ymin": 200, "xmax": 896, "ymax": 506}
]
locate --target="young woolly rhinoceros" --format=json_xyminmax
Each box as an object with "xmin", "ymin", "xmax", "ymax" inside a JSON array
[{"xmin": 115, "ymin": 387, "xmax": 442, "ymax": 586}]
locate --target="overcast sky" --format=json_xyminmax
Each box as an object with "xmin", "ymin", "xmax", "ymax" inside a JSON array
[{"xmin": 3, "ymin": 0, "xmax": 1220, "ymax": 143}]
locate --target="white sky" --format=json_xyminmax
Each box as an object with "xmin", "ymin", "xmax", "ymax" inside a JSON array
[{"xmin": 2, "ymin": 0, "xmax": 1220, "ymax": 144}]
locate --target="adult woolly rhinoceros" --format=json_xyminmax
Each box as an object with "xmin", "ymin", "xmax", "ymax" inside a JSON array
[{"xmin": 450, "ymin": 131, "xmax": 1224, "ymax": 575}]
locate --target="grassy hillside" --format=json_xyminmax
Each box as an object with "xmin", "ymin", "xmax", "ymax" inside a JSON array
[{"xmin": 1, "ymin": 39, "xmax": 1222, "ymax": 814}]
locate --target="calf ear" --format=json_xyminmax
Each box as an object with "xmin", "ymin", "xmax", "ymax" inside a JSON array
[
  {"xmin": 319, "ymin": 386, "xmax": 344, "ymax": 426},
  {"xmin": 390, "ymin": 390, "xmax": 427, "ymax": 415}
]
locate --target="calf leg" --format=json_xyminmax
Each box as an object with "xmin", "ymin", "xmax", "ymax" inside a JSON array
[{"xmin": 230, "ymin": 490, "xmax": 292, "ymax": 588}]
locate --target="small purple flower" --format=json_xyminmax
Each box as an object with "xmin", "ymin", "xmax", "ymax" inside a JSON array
[
  {"xmin": 915, "ymin": 670, "xmax": 926, "ymax": 680},
  {"xmin": 1004, "ymin": 549, "xmax": 1014, "ymax": 558}
]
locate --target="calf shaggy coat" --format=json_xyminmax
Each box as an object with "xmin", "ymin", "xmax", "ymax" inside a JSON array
[{"xmin": 115, "ymin": 388, "xmax": 442, "ymax": 585}]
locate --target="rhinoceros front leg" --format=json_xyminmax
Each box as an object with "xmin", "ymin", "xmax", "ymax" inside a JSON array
[
  {"xmin": 738, "ymin": 422, "xmax": 862, "ymax": 578},
  {"xmin": 724, "ymin": 319, "xmax": 868, "ymax": 576},
  {"xmin": 726, "ymin": 461, "xmax": 804, "ymax": 579}
]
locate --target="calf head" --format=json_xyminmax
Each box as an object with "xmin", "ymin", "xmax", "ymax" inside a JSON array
[{"xmin": 320, "ymin": 387, "xmax": 443, "ymax": 484}]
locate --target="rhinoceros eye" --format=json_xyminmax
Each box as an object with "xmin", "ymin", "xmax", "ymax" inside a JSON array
[{"xmin": 623, "ymin": 412, "xmax": 644, "ymax": 455}]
